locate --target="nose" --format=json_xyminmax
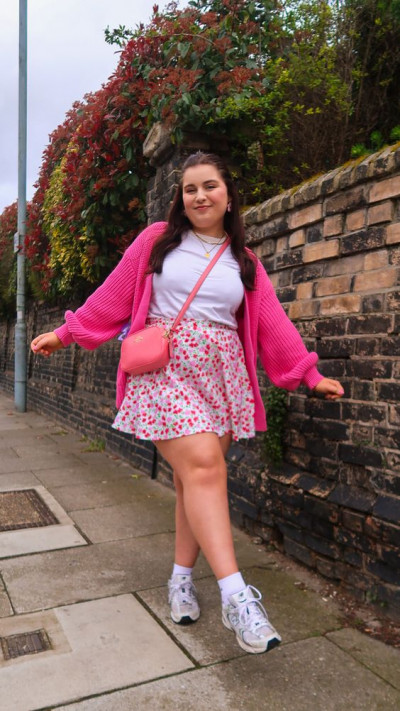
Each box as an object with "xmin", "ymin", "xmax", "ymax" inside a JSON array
[{"xmin": 195, "ymin": 188, "xmax": 207, "ymax": 202}]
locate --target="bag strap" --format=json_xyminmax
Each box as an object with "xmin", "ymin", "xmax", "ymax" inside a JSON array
[{"xmin": 169, "ymin": 238, "xmax": 230, "ymax": 335}]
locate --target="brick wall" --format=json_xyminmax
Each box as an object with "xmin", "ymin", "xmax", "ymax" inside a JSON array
[
  {"xmin": 240, "ymin": 144, "xmax": 400, "ymax": 613},
  {"xmin": 1, "ymin": 139, "xmax": 399, "ymax": 615}
]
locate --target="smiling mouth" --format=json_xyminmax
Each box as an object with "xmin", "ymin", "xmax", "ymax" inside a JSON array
[{"xmin": 195, "ymin": 205, "xmax": 210, "ymax": 210}]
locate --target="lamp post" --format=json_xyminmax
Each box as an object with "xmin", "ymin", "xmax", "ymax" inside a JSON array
[{"xmin": 15, "ymin": 0, "xmax": 27, "ymax": 412}]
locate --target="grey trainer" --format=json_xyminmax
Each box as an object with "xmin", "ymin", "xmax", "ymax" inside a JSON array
[
  {"xmin": 222, "ymin": 585, "xmax": 281, "ymax": 654},
  {"xmin": 168, "ymin": 574, "xmax": 200, "ymax": 624}
]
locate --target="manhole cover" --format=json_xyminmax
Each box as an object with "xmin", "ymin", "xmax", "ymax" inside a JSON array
[
  {"xmin": 0, "ymin": 489, "xmax": 59, "ymax": 532},
  {"xmin": 1, "ymin": 629, "xmax": 52, "ymax": 660}
]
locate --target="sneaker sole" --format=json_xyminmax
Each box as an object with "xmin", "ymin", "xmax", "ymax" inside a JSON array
[
  {"xmin": 222, "ymin": 613, "xmax": 281, "ymax": 654},
  {"xmin": 171, "ymin": 611, "xmax": 200, "ymax": 625}
]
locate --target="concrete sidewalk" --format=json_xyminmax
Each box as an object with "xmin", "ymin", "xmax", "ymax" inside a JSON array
[{"xmin": 0, "ymin": 391, "xmax": 399, "ymax": 711}]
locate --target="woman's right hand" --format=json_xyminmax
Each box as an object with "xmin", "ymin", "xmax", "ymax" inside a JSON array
[{"xmin": 31, "ymin": 332, "xmax": 63, "ymax": 357}]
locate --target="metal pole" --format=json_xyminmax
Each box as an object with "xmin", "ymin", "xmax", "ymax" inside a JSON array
[{"xmin": 15, "ymin": 0, "xmax": 27, "ymax": 412}]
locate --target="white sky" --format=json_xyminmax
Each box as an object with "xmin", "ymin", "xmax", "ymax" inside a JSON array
[{"xmin": 0, "ymin": 0, "xmax": 171, "ymax": 213}]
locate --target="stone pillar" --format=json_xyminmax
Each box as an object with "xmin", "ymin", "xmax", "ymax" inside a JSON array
[{"xmin": 143, "ymin": 122, "xmax": 230, "ymax": 224}]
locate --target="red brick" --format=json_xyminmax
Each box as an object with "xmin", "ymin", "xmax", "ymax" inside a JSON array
[
  {"xmin": 269, "ymin": 272, "xmax": 279, "ymax": 288},
  {"xmin": 276, "ymin": 235, "xmax": 289, "ymax": 253},
  {"xmin": 323, "ymin": 214, "xmax": 343, "ymax": 237},
  {"xmin": 289, "ymin": 203, "xmax": 323, "ymax": 230},
  {"xmin": 370, "ymin": 175, "xmax": 400, "ymax": 203},
  {"xmin": 325, "ymin": 254, "xmax": 364, "ymax": 276},
  {"xmin": 289, "ymin": 300, "xmax": 317, "ymax": 320},
  {"xmin": 386, "ymin": 222, "xmax": 400, "ymax": 245},
  {"xmin": 367, "ymin": 201, "xmax": 394, "ymax": 225},
  {"xmin": 289, "ymin": 229, "xmax": 306, "ymax": 248},
  {"xmin": 303, "ymin": 239, "xmax": 340, "ymax": 263},
  {"xmin": 346, "ymin": 209, "xmax": 366, "ymax": 232},
  {"xmin": 315, "ymin": 275, "xmax": 351, "ymax": 297},
  {"xmin": 364, "ymin": 250, "xmax": 388, "ymax": 270},
  {"xmin": 296, "ymin": 282, "xmax": 313, "ymax": 300},
  {"xmin": 354, "ymin": 268, "xmax": 397, "ymax": 292},
  {"xmin": 319, "ymin": 294, "xmax": 361, "ymax": 315}
]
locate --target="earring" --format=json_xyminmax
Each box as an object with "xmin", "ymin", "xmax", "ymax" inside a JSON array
[{"xmin": 227, "ymin": 202, "xmax": 232, "ymax": 213}]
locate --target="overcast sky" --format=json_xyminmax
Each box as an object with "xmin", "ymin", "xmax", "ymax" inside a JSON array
[{"xmin": 0, "ymin": 0, "xmax": 170, "ymax": 213}]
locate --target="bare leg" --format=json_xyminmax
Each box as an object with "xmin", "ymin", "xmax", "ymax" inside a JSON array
[
  {"xmin": 173, "ymin": 469, "xmax": 200, "ymax": 567},
  {"xmin": 172, "ymin": 433, "xmax": 232, "ymax": 568},
  {"xmin": 155, "ymin": 432, "xmax": 237, "ymax": 580}
]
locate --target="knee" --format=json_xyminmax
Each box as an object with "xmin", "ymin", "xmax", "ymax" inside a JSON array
[{"xmin": 185, "ymin": 455, "xmax": 226, "ymax": 489}]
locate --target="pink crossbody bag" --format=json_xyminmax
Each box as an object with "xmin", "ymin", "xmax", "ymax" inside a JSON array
[{"xmin": 120, "ymin": 239, "xmax": 230, "ymax": 377}]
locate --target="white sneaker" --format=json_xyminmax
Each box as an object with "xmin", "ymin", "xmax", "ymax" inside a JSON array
[
  {"xmin": 222, "ymin": 585, "xmax": 281, "ymax": 654},
  {"xmin": 168, "ymin": 574, "xmax": 200, "ymax": 625}
]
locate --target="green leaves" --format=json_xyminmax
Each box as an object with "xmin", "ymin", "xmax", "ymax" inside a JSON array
[{"xmin": 263, "ymin": 386, "xmax": 288, "ymax": 466}]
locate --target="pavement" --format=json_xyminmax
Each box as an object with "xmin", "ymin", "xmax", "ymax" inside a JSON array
[{"xmin": 0, "ymin": 391, "xmax": 399, "ymax": 711}]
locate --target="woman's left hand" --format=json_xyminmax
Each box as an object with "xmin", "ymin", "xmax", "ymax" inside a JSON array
[{"xmin": 313, "ymin": 378, "xmax": 344, "ymax": 400}]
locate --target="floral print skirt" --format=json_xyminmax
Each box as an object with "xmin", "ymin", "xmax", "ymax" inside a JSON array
[{"xmin": 112, "ymin": 317, "xmax": 255, "ymax": 441}]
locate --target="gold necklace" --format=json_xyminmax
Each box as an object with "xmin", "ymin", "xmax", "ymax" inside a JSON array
[{"xmin": 193, "ymin": 230, "xmax": 226, "ymax": 258}]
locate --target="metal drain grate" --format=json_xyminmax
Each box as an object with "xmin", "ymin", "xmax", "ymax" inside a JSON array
[
  {"xmin": 1, "ymin": 629, "xmax": 52, "ymax": 660},
  {"xmin": 0, "ymin": 489, "xmax": 59, "ymax": 532}
]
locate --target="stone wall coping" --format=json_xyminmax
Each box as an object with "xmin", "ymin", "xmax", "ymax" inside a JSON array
[{"xmin": 243, "ymin": 144, "xmax": 400, "ymax": 229}]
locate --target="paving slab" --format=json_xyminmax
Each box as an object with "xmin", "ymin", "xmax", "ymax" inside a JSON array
[
  {"xmin": 11, "ymin": 443, "xmax": 67, "ymax": 458},
  {"xmin": 0, "ymin": 420, "xmax": 30, "ymax": 432},
  {"xmin": 0, "ymin": 528, "xmax": 264, "ymax": 615},
  {"xmin": 327, "ymin": 627, "xmax": 400, "ymax": 691},
  {"xmin": 31, "ymin": 464, "xmax": 132, "ymax": 488},
  {"xmin": 0, "ymin": 533, "xmax": 178, "ymax": 612},
  {"xmin": 0, "ymin": 413, "xmax": 54, "ymax": 431},
  {"xmin": 0, "ymin": 447, "xmax": 19, "ymax": 459},
  {"xmin": 73, "ymin": 451, "xmax": 133, "ymax": 468},
  {"xmin": 57, "ymin": 636, "xmax": 400, "ymax": 711},
  {"xmin": 70, "ymin": 499, "xmax": 175, "ymax": 543},
  {"xmin": 0, "ymin": 580, "xmax": 12, "ymax": 618},
  {"xmin": 0, "ymin": 471, "xmax": 43, "ymax": 489},
  {"xmin": 47, "ymin": 475, "xmax": 174, "ymax": 511},
  {"xmin": 0, "ymin": 594, "xmax": 193, "ymax": 711},
  {"xmin": 0, "ymin": 433, "xmax": 55, "ymax": 447},
  {"xmin": 0, "ymin": 454, "xmax": 85, "ymax": 475},
  {"xmin": 0, "ymin": 524, "xmax": 87, "ymax": 559}
]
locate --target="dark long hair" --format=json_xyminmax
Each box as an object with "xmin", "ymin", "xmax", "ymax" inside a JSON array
[{"xmin": 148, "ymin": 152, "xmax": 256, "ymax": 290}]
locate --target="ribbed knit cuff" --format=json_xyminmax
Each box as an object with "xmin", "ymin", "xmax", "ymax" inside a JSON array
[
  {"xmin": 302, "ymin": 365, "xmax": 325, "ymax": 390},
  {"xmin": 54, "ymin": 323, "xmax": 74, "ymax": 347}
]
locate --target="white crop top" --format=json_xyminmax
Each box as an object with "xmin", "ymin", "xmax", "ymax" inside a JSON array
[{"xmin": 148, "ymin": 230, "xmax": 245, "ymax": 328}]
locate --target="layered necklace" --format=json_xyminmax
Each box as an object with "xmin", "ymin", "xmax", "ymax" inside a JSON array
[{"xmin": 192, "ymin": 230, "xmax": 227, "ymax": 258}]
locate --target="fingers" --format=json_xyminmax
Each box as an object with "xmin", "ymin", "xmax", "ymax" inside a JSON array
[
  {"xmin": 313, "ymin": 378, "xmax": 344, "ymax": 400},
  {"xmin": 324, "ymin": 379, "xmax": 345, "ymax": 400},
  {"xmin": 30, "ymin": 332, "xmax": 61, "ymax": 357},
  {"xmin": 31, "ymin": 337, "xmax": 51, "ymax": 356}
]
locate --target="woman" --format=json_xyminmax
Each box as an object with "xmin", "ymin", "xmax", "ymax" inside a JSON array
[{"xmin": 31, "ymin": 152, "xmax": 344, "ymax": 655}]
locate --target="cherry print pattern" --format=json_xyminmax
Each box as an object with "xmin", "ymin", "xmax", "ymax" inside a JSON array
[{"xmin": 113, "ymin": 318, "xmax": 255, "ymax": 441}]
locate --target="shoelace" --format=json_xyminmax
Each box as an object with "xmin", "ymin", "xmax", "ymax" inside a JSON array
[
  {"xmin": 237, "ymin": 586, "xmax": 271, "ymax": 633},
  {"xmin": 169, "ymin": 579, "xmax": 197, "ymax": 605}
]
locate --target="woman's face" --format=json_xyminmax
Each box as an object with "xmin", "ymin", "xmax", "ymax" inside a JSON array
[{"xmin": 182, "ymin": 164, "xmax": 230, "ymax": 237}]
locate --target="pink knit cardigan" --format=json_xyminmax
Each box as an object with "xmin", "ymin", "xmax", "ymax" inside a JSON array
[{"xmin": 54, "ymin": 222, "xmax": 323, "ymax": 430}]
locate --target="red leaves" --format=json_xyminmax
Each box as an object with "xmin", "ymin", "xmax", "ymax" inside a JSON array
[{"xmin": 8, "ymin": 0, "xmax": 272, "ymax": 298}]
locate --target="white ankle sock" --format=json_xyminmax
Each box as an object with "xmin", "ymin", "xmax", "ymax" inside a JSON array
[
  {"xmin": 218, "ymin": 572, "xmax": 246, "ymax": 604},
  {"xmin": 172, "ymin": 563, "xmax": 193, "ymax": 577}
]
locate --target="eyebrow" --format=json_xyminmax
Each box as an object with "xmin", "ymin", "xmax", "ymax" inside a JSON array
[{"xmin": 183, "ymin": 179, "xmax": 219, "ymax": 189}]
